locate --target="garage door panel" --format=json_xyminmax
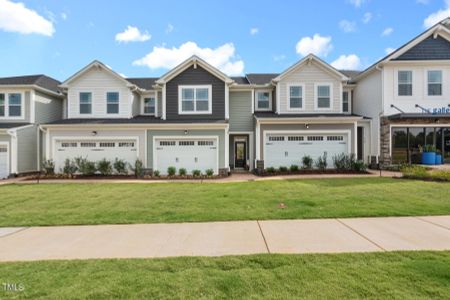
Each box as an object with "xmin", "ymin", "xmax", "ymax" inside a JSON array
[
  {"xmin": 155, "ymin": 139, "xmax": 217, "ymax": 175},
  {"xmin": 54, "ymin": 139, "xmax": 138, "ymax": 173},
  {"xmin": 0, "ymin": 145, "xmax": 8, "ymax": 179},
  {"xmin": 265, "ymin": 133, "xmax": 349, "ymax": 169}
]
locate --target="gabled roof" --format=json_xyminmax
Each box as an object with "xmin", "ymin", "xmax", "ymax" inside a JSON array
[
  {"xmin": 155, "ymin": 55, "xmax": 234, "ymax": 85},
  {"xmin": 339, "ymin": 70, "xmax": 360, "ymax": 80},
  {"xmin": 355, "ymin": 17, "xmax": 450, "ymax": 81},
  {"xmin": 273, "ymin": 54, "xmax": 349, "ymax": 82},
  {"xmin": 230, "ymin": 76, "xmax": 249, "ymax": 84},
  {"xmin": 60, "ymin": 60, "xmax": 136, "ymax": 89},
  {"xmin": 0, "ymin": 74, "xmax": 61, "ymax": 94}
]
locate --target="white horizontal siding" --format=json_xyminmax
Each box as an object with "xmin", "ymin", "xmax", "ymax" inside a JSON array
[
  {"xmin": 67, "ymin": 68, "xmax": 133, "ymax": 118},
  {"xmin": 278, "ymin": 61, "xmax": 342, "ymax": 113}
]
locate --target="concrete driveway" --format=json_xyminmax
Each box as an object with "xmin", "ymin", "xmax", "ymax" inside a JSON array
[{"xmin": 0, "ymin": 215, "xmax": 449, "ymax": 262}]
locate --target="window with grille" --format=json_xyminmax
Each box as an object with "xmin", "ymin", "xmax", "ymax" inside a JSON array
[
  {"xmin": 198, "ymin": 140, "xmax": 214, "ymax": 146},
  {"xmin": 179, "ymin": 141, "xmax": 195, "ymax": 146},
  {"xmin": 268, "ymin": 136, "xmax": 284, "ymax": 141},
  {"xmin": 327, "ymin": 136, "xmax": 344, "ymax": 141},
  {"xmin": 307, "ymin": 136, "xmax": 324, "ymax": 141},
  {"xmin": 99, "ymin": 142, "xmax": 115, "ymax": 147},
  {"xmin": 160, "ymin": 141, "xmax": 176, "ymax": 146},
  {"xmin": 61, "ymin": 142, "xmax": 77, "ymax": 148},
  {"xmin": 118, "ymin": 142, "xmax": 135, "ymax": 147},
  {"xmin": 80, "ymin": 142, "xmax": 96, "ymax": 147},
  {"xmin": 288, "ymin": 136, "xmax": 304, "ymax": 141}
]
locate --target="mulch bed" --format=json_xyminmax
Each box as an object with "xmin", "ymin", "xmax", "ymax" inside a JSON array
[{"xmin": 255, "ymin": 169, "xmax": 370, "ymax": 177}]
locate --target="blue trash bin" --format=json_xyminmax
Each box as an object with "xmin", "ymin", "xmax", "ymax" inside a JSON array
[{"xmin": 422, "ymin": 152, "xmax": 436, "ymax": 165}]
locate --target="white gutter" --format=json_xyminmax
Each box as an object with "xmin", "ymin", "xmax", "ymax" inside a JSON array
[{"xmin": 0, "ymin": 84, "xmax": 63, "ymax": 98}]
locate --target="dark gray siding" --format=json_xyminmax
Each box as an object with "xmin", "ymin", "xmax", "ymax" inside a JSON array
[
  {"xmin": 165, "ymin": 65, "xmax": 225, "ymax": 121},
  {"xmin": 394, "ymin": 36, "xmax": 450, "ymax": 60}
]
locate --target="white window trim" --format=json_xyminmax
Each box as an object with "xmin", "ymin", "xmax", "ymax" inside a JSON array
[
  {"xmin": 314, "ymin": 83, "xmax": 333, "ymax": 111},
  {"xmin": 79, "ymin": 92, "xmax": 93, "ymax": 115},
  {"xmin": 342, "ymin": 90, "xmax": 351, "ymax": 114},
  {"xmin": 255, "ymin": 89, "xmax": 272, "ymax": 111},
  {"xmin": 178, "ymin": 85, "xmax": 212, "ymax": 115},
  {"xmin": 141, "ymin": 94, "xmax": 157, "ymax": 116},
  {"xmin": 425, "ymin": 69, "xmax": 444, "ymax": 98},
  {"xmin": 396, "ymin": 70, "xmax": 414, "ymax": 97},
  {"xmin": 286, "ymin": 83, "xmax": 305, "ymax": 111},
  {"xmin": 106, "ymin": 91, "xmax": 120, "ymax": 115},
  {"xmin": 0, "ymin": 91, "xmax": 25, "ymax": 120}
]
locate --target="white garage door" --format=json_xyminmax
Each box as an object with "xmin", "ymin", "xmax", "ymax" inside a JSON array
[
  {"xmin": 154, "ymin": 138, "xmax": 218, "ymax": 175},
  {"xmin": 54, "ymin": 139, "xmax": 138, "ymax": 173},
  {"xmin": 0, "ymin": 145, "xmax": 9, "ymax": 179},
  {"xmin": 264, "ymin": 133, "xmax": 349, "ymax": 168}
]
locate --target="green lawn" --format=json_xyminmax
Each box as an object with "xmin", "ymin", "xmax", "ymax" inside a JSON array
[
  {"xmin": 0, "ymin": 252, "xmax": 449, "ymax": 299},
  {"xmin": 0, "ymin": 177, "xmax": 449, "ymax": 227}
]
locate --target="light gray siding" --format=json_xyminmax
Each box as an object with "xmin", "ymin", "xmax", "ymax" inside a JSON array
[
  {"xmin": 147, "ymin": 129, "xmax": 226, "ymax": 169},
  {"xmin": 157, "ymin": 91, "xmax": 162, "ymax": 118},
  {"xmin": 229, "ymin": 91, "xmax": 253, "ymax": 132},
  {"xmin": 0, "ymin": 134, "xmax": 11, "ymax": 175},
  {"xmin": 131, "ymin": 92, "xmax": 140, "ymax": 116},
  {"xmin": 35, "ymin": 91, "xmax": 63, "ymax": 123},
  {"xmin": 16, "ymin": 125, "xmax": 38, "ymax": 173}
]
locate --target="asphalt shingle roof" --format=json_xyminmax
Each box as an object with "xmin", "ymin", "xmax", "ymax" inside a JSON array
[
  {"xmin": 246, "ymin": 73, "xmax": 279, "ymax": 85},
  {"xmin": 45, "ymin": 116, "xmax": 228, "ymax": 125},
  {"xmin": 126, "ymin": 78, "xmax": 158, "ymax": 90},
  {"xmin": 0, "ymin": 123, "xmax": 30, "ymax": 129},
  {"xmin": 0, "ymin": 75, "xmax": 61, "ymax": 93}
]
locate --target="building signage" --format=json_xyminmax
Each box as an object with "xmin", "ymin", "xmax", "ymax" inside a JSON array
[{"xmin": 419, "ymin": 107, "xmax": 450, "ymax": 115}]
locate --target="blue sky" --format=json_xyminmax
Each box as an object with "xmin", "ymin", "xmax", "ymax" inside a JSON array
[{"xmin": 0, "ymin": 0, "xmax": 449, "ymax": 80}]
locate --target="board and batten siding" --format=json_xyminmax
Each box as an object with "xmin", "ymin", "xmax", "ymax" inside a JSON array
[
  {"xmin": 67, "ymin": 68, "xmax": 133, "ymax": 118},
  {"xmin": 165, "ymin": 65, "xmax": 226, "ymax": 121},
  {"xmin": 35, "ymin": 91, "xmax": 63, "ymax": 124},
  {"xmin": 278, "ymin": 61, "xmax": 342, "ymax": 113},
  {"xmin": 229, "ymin": 91, "xmax": 253, "ymax": 132}
]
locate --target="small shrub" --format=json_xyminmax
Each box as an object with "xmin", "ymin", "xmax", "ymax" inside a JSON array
[
  {"xmin": 353, "ymin": 160, "xmax": 367, "ymax": 172},
  {"xmin": 62, "ymin": 159, "xmax": 77, "ymax": 177},
  {"xmin": 332, "ymin": 153, "xmax": 356, "ymax": 171},
  {"xmin": 279, "ymin": 166, "xmax": 288, "ymax": 172},
  {"xmin": 315, "ymin": 152, "xmax": 328, "ymax": 171},
  {"xmin": 205, "ymin": 168, "xmax": 214, "ymax": 177},
  {"xmin": 192, "ymin": 169, "xmax": 201, "ymax": 177},
  {"xmin": 74, "ymin": 157, "xmax": 97, "ymax": 176},
  {"xmin": 130, "ymin": 159, "xmax": 144, "ymax": 178},
  {"xmin": 400, "ymin": 165, "xmax": 429, "ymax": 178},
  {"xmin": 302, "ymin": 155, "xmax": 313, "ymax": 170},
  {"xmin": 97, "ymin": 159, "xmax": 113, "ymax": 176},
  {"xmin": 167, "ymin": 166, "xmax": 176, "ymax": 177},
  {"xmin": 42, "ymin": 159, "xmax": 55, "ymax": 175},
  {"xmin": 290, "ymin": 165, "xmax": 299, "ymax": 172},
  {"xmin": 423, "ymin": 144, "xmax": 436, "ymax": 152},
  {"xmin": 265, "ymin": 167, "xmax": 276, "ymax": 173},
  {"xmin": 153, "ymin": 170, "xmax": 160, "ymax": 177},
  {"xmin": 113, "ymin": 158, "xmax": 128, "ymax": 175},
  {"xmin": 179, "ymin": 168, "xmax": 187, "ymax": 176}
]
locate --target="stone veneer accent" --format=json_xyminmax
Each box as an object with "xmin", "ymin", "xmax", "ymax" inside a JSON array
[{"xmin": 379, "ymin": 116, "xmax": 450, "ymax": 166}]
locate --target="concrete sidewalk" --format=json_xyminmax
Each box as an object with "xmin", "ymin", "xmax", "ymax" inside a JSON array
[{"xmin": 1, "ymin": 216, "xmax": 449, "ymax": 262}]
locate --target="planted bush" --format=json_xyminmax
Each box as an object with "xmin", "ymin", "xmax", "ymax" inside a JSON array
[
  {"xmin": 97, "ymin": 159, "xmax": 113, "ymax": 176},
  {"xmin": 62, "ymin": 159, "xmax": 77, "ymax": 177},
  {"xmin": 332, "ymin": 153, "xmax": 355, "ymax": 171},
  {"xmin": 353, "ymin": 160, "xmax": 367, "ymax": 172},
  {"xmin": 153, "ymin": 170, "xmax": 160, "ymax": 177},
  {"xmin": 279, "ymin": 166, "xmax": 288, "ymax": 172},
  {"xmin": 192, "ymin": 169, "xmax": 201, "ymax": 177},
  {"xmin": 179, "ymin": 168, "xmax": 187, "ymax": 176},
  {"xmin": 167, "ymin": 166, "xmax": 176, "ymax": 177},
  {"xmin": 315, "ymin": 152, "xmax": 328, "ymax": 171},
  {"xmin": 113, "ymin": 158, "xmax": 128, "ymax": 175},
  {"xmin": 42, "ymin": 159, "xmax": 55, "ymax": 175},
  {"xmin": 130, "ymin": 159, "xmax": 144, "ymax": 178},
  {"xmin": 265, "ymin": 167, "xmax": 276, "ymax": 173},
  {"xmin": 205, "ymin": 169, "xmax": 214, "ymax": 177},
  {"xmin": 290, "ymin": 165, "xmax": 299, "ymax": 172},
  {"xmin": 74, "ymin": 157, "xmax": 97, "ymax": 176},
  {"xmin": 302, "ymin": 155, "xmax": 313, "ymax": 170}
]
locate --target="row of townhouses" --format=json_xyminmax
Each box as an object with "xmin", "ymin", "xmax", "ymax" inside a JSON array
[{"xmin": 1, "ymin": 19, "xmax": 450, "ymax": 178}]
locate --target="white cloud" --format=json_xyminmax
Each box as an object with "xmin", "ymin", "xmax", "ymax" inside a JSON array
[
  {"xmin": 385, "ymin": 47, "xmax": 395, "ymax": 55},
  {"xmin": 339, "ymin": 20, "xmax": 357, "ymax": 32},
  {"xmin": 423, "ymin": 0, "xmax": 450, "ymax": 28},
  {"xmin": 250, "ymin": 27, "xmax": 259, "ymax": 35},
  {"xmin": 381, "ymin": 27, "xmax": 393, "ymax": 36},
  {"xmin": 0, "ymin": 0, "xmax": 55, "ymax": 36},
  {"xmin": 61, "ymin": 12, "xmax": 67, "ymax": 20},
  {"xmin": 347, "ymin": 0, "xmax": 366, "ymax": 8},
  {"xmin": 295, "ymin": 34, "xmax": 333, "ymax": 57},
  {"xmin": 133, "ymin": 41, "xmax": 245, "ymax": 76},
  {"xmin": 115, "ymin": 26, "xmax": 151, "ymax": 43},
  {"xmin": 362, "ymin": 12, "xmax": 372, "ymax": 23},
  {"xmin": 331, "ymin": 54, "xmax": 362, "ymax": 70},
  {"xmin": 166, "ymin": 23, "xmax": 174, "ymax": 33}
]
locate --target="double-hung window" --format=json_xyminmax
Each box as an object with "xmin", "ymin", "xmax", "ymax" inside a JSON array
[
  {"xmin": 107, "ymin": 92, "xmax": 119, "ymax": 114},
  {"xmin": 398, "ymin": 71, "xmax": 412, "ymax": 96},
  {"xmin": 342, "ymin": 91, "xmax": 349, "ymax": 113},
  {"xmin": 256, "ymin": 90, "xmax": 271, "ymax": 110},
  {"xmin": 316, "ymin": 84, "xmax": 331, "ymax": 109},
  {"xmin": 179, "ymin": 85, "xmax": 211, "ymax": 114},
  {"xmin": 8, "ymin": 93, "xmax": 22, "ymax": 117},
  {"xmin": 79, "ymin": 92, "xmax": 92, "ymax": 114},
  {"xmin": 0, "ymin": 93, "xmax": 4, "ymax": 117},
  {"xmin": 288, "ymin": 85, "xmax": 303, "ymax": 109},
  {"xmin": 144, "ymin": 97, "xmax": 155, "ymax": 115},
  {"xmin": 427, "ymin": 70, "xmax": 442, "ymax": 96}
]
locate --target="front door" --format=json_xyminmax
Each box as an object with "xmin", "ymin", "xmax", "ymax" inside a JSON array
[{"xmin": 234, "ymin": 141, "xmax": 246, "ymax": 168}]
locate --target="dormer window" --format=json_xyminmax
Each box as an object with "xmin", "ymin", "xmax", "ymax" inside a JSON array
[
  {"xmin": 107, "ymin": 92, "xmax": 119, "ymax": 114},
  {"xmin": 79, "ymin": 92, "xmax": 92, "ymax": 114},
  {"xmin": 178, "ymin": 85, "xmax": 211, "ymax": 114},
  {"xmin": 256, "ymin": 90, "xmax": 272, "ymax": 111},
  {"xmin": 144, "ymin": 97, "xmax": 155, "ymax": 115}
]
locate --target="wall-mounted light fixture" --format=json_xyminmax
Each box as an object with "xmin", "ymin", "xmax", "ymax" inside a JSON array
[
  {"xmin": 91, "ymin": 131, "xmax": 97, "ymax": 136},
  {"xmin": 305, "ymin": 124, "xmax": 309, "ymax": 129},
  {"xmin": 184, "ymin": 130, "xmax": 188, "ymax": 135}
]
